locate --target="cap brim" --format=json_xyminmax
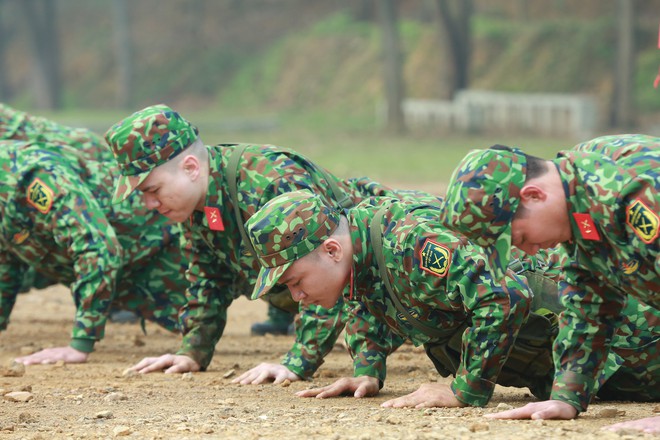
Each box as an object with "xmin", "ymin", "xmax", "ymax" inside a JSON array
[
  {"xmin": 112, "ymin": 173, "xmax": 150, "ymax": 204},
  {"xmin": 481, "ymin": 225, "xmax": 513, "ymax": 281},
  {"xmin": 251, "ymin": 262, "xmax": 293, "ymax": 300}
]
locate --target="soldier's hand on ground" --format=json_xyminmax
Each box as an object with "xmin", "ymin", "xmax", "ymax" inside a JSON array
[
  {"xmin": 380, "ymin": 383, "xmax": 465, "ymax": 408},
  {"xmin": 603, "ymin": 416, "xmax": 660, "ymax": 434},
  {"xmin": 295, "ymin": 376, "xmax": 379, "ymax": 399},
  {"xmin": 485, "ymin": 400, "xmax": 578, "ymax": 420},
  {"xmin": 232, "ymin": 363, "xmax": 300, "ymax": 385},
  {"xmin": 128, "ymin": 354, "xmax": 200, "ymax": 374},
  {"xmin": 15, "ymin": 346, "xmax": 89, "ymax": 365}
]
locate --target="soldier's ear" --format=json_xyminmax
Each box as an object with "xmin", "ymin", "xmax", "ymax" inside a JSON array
[
  {"xmin": 322, "ymin": 238, "xmax": 343, "ymax": 262},
  {"xmin": 181, "ymin": 154, "xmax": 201, "ymax": 180},
  {"xmin": 519, "ymin": 184, "xmax": 546, "ymax": 203}
]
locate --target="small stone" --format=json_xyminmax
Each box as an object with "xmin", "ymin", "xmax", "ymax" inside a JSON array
[
  {"xmin": 4, "ymin": 391, "xmax": 33, "ymax": 402},
  {"xmin": 222, "ymin": 369, "xmax": 235, "ymax": 379},
  {"xmin": 495, "ymin": 403, "xmax": 514, "ymax": 411},
  {"xmin": 53, "ymin": 360, "xmax": 65, "ymax": 368},
  {"xmin": 652, "ymin": 405, "xmax": 660, "ymax": 413},
  {"xmin": 386, "ymin": 415, "xmax": 399, "ymax": 425},
  {"xmin": 181, "ymin": 372, "xmax": 194, "ymax": 381},
  {"xmin": 2, "ymin": 360, "xmax": 25, "ymax": 377},
  {"xmin": 132, "ymin": 336, "xmax": 145, "ymax": 347},
  {"xmin": 18, "ymin": 412, "xmax": 37, "ymax": 423},
  {"xmin": 469, "ymin": 422, "xmax": 489, "ymax": 432},
  {"xmin": 280, "ymin": 379, "xmax": 291, "ymax": 387},
  {"xmin": 121, "ymin": 368, "xmax": 137, "ymax": 378},
  {"xmin": 103, "ymin": 392, "xmax": 127, "ymax": 402},
  {"xmin": 113, "ymin": 426, "xmax": 131, "ymax": 436},
  {"xmin": 596, "ymin": 407, "xmax": 625, "ymax": 418},
  {"xmin": 95, "ymin": 411, "xmax": 113, "ymax": 419}
]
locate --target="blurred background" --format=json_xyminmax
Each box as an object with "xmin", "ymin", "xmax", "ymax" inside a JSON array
[{"xmin": 1, "ymin": 0, "xmax": 658, "ymax": 191}]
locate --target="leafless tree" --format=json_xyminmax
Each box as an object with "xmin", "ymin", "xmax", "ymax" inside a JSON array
[
  {"xmin": 377, "ymin": 0, "xmax": 406, "ymax": 134},
  {"xmin": 610, "ymin": 0, "xmax": 635, "ymax": 128},
  {"xmin": 112, "ymin": 0, "xmax": 134, "ymax": 109},
  {"xmin": 18, "ymin": 0, "xmax": 62, "ymax": 109},
  {"xmin": 434, "ymin": 0, "xmax": 473, "ymax": 99}
]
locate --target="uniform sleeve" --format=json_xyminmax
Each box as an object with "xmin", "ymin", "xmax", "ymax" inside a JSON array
[
  {"xmin": 176, "ymin": 227, "xmax": 237, "ymax": 369},
  {"xmin": 551, "ymin": 174, "xmax": 660, "ymax": 412},
  {"xmin": 550, "ymin": 265, "xmax": 624, "ymax": 412},
  {"xmin": 0, "ymin": 252, "xmax": 27, "ymax": 331},
  {"xmin": 446, "ymin": 246, "xmax": 532, "ymax": 407},
  {"xmin": 46, "ymin": 175, "xmax": 123, "ymax": 352},
  {"xmin": 344, "ymin": 298, "xmax": 405, "ymax": 386},
  {"xmin": 282, "ymin": 299, "xmax": 348, "ymax": 379}
]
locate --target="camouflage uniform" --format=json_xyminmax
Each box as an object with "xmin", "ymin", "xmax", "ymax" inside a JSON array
[
  {"xmin": 246, "ymin": 190, "xmax": 660, "ymax": 407},
  {"xmin": 0, "ymin": 103, "xmax": 110, "ymax": 161},
  {"xmin": 105, "ymin": 104, "xmax": 413, "ymax": 372},
  {"xmin": 1, "ymin": 103, "xmax": 112, "ymax": 292},
  {"xmin": 0, "ymin": 140, "xmax": 188, "ymax": 353},
  {"xmin": 440, "ymin": 134, "xmax": 660, "ymax": 412}
]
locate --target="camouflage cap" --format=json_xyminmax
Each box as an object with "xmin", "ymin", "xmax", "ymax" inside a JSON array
[
  {"xmin": 439, "ymin": 145, "xmax": 527, "ymax": 280},
  {"xmin": 246, "ymin": 189, "xmax": 341, "ymax": 300},
  {"xmin": 104, "ymin": 104, "xmax": 199, "ymax": 203}
]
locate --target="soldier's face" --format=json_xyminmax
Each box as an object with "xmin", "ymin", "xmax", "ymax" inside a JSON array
[
  {"xmin": 511, "ymin": 198, "xmax": 571, "ymax": 255},
  {"xmin": 137, "ymin": 162, "xmax": 202, "ymax": 222},
  {"xmin": 278, "ymin": 247, "xmax": 350, "ymax": 309}
]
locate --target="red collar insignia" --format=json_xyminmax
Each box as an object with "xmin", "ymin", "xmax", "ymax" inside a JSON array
[
  {"xmin": 204, "ymin": 206, "xmax": 225, "ymax": 231},
  {"xmin": 572, "ymin": 213, "xmax": 601, "ymax": 241}
]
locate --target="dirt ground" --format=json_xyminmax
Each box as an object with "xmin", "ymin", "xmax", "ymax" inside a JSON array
[{"xmin": 1, "ymin": 285, "xmax": 658, "ymax": 440}]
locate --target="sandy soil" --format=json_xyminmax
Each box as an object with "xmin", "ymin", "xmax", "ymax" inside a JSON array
[{"xmin": 1, "ymin": 285, "xmax": 658, "ymax": 440}]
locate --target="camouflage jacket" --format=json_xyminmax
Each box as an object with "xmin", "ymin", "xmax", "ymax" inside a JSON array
[
  {"xmin": 341, "ymin": 196, "xmax": 534, "ymax": 406},
  {"xmin": 0, "ymin": 140, "xmax": 180, "ymax": 352},
  {"xmin": 0, "ymin": 103, "xmax": 110, "ymax": 161},
  {"xmin": 550, "ymin": 134, "xmax": 660, "ymax": 411},
  {"xmin": 177, "ymin": 143, "xmax": 408, "ymax": 370}
]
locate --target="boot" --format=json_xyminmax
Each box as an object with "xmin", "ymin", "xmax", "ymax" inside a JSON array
[{"xmin": 251, "ymin": 305, "xmax": 295, "ymax": 336}]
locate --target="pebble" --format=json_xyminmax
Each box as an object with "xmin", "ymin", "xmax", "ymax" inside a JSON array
[
  {"xmin": 2, "ymin": 360, "xmax": 25, "ymax": 377},
  {"xmin": 95, "ymin": 411, "xmax": 113, "ymax": 419},
  {"xmin": 112, "ymin": 426, "xmax": 132, "ymax": 436},
  {"xmin": 3, "ymin": 391, "xmax": 34, "ymax": 402},
  {"xmin": 223, "ymin": 369, "xmax": 235, "ymax": 379},
  {"xmin": 469, "ymin": 422, "xmax": 489, "ymax": 432},
  {"xmin": 181, "ymin": 372, "xmax": 194, "ymax": 381},
  {"xmin": 596, "ymin": 407, "xmax": 625, "ymax": 418},
  {"xmin": 280, "ymin": 379, "xmax": 291, "ymax": 387},
  {"xmin": 495, "ymin": 403, "xmax": 514, "ymax": 411},
  {"xmin": 103, "ymin": 392, "xmax": 127, "ymax": 402},
  {"xmin": 121, "ymin": 368, "xmax": 138, "ymax": 378}
]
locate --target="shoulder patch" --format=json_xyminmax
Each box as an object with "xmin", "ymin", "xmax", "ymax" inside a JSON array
[
  {"xmin": 626, "ymin": 199, "xmax": 659, "ymax": 244},
  {"xmin": 419, "ymin": 238, "xmax": 452, "ymax": 278},
  {"xmin": 26, "ymin": 178, "xmax": 54, "ymax": 214}
]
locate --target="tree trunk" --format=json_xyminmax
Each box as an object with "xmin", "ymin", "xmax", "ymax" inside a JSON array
[
  {"xmin": 19, "ymin": 0, "xmax": 62, "ymax": 109},
  {"xmin": 377, "ymin": 0, "xmax": 406, "ymax": 134},
  {"xmin": 610, "ymin": 0, "xmax": 635, "ymax": 128},
  {"xmin": 434, "ymin": 0, "xmax": 473, "ymax": 98},
  {"xmin": 112, "ymin": 0, "xmax": 134, "ymax": 109},
  {"xmin": 0, "ymin": 0, "xmax": 10, "ymax": 101}
]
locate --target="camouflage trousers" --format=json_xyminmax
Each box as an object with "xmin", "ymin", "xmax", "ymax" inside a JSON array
[
  {"xmin": 113, "ymin": 246, "xmax": 189, "ymax": 334},
  {"xmin": 425, "ymin": 310, "xmax": 557, "ymax": 400},
  {"xmin": 425, "ymin": 273, "xmax": 660, "ymax": 402}
]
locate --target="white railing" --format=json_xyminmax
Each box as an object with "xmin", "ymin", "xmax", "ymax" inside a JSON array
[{"xmin": 395, "ymin": 90, "xmax": 598, "ymax": 139}]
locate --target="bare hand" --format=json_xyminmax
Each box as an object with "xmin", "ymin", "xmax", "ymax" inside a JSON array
[
  {"xmin": 296, "ymin": 376, "xmax": 379, "ymax": 399},
  {"xmin": 485, "ymin": 400, "xmax": 578, "ymax": 420},
  {"xmin": 15, "ymin": 346, "xmax": 89, "ymax": 365},
  {"xmin": 381, "ymin": 383, "xmax": 465, "ymax": 408},
  {"xmin": 127, "ymin": 354, "xmax": 200, "ymax": 374},
  {"xmin": 232, "ymin": 363, "xmax": 301, "ymax": 385},
  {"xmin": 603, "ymin": 416, "xmax": 660, "ymax": 434}
]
